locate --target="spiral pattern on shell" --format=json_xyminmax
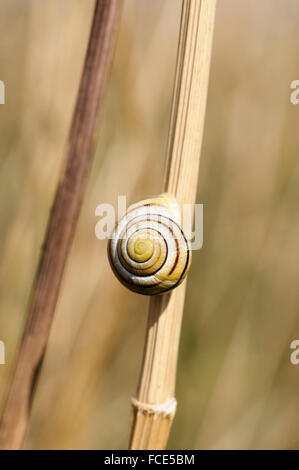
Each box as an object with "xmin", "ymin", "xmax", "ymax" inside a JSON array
[{"xmin": 108, "ymin": 194, "xmax": 192, "ymax": 295}]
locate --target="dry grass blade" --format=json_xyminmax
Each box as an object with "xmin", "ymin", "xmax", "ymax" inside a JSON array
[
  {"xmin": 0, "ymin": 0, "xmax": 122, "ymax": 450},
  {"xmin": 129, "ymin": 0, "xmax": 217, "ymax": 450}
]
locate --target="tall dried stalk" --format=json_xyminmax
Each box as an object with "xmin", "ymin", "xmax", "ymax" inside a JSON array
[
  {"xmin": 0, "ymin": 0, "xmax": 122, "ymax": 450},
  {"xmin": 129, "ymin": 0, "xmax": 217, "ymax": 450}
]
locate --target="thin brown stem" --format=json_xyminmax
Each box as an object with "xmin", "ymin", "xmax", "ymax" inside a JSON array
[{"xmin": 0, "ymin": 0, "xmax": 122, "ymax": 450}]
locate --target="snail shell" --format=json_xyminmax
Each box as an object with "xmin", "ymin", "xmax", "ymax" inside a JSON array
[{"xmin": 108, "ymin": 193, "xmax": 191, "ymax": 295}]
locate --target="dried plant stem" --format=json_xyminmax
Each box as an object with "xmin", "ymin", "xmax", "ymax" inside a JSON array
[
  {"xmin": 129, "ymin": 0, "xmax": 217, "ymax": 450},
  {"xmin": 0, "ymin": 0, "xmax": 122, "ymax": 450}
]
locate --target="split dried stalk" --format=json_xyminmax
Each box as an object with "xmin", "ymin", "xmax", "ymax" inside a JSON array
[
  {"xmin": 129, "ymin": 0, "xmax": 217, "ymax": 450},
  {"xmin": 0, "ymin": 0, "xmax": 122, "ymax": 450}
]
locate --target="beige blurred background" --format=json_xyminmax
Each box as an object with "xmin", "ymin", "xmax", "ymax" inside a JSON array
[{"xmin": 1, "ymin": 0, "xmax": 299, "ymax": 450}]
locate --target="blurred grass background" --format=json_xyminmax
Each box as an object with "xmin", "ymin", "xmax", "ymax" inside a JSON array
[{"xmin": 1, "ymin": 0, "xmax": 299, "ymax": 449}]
